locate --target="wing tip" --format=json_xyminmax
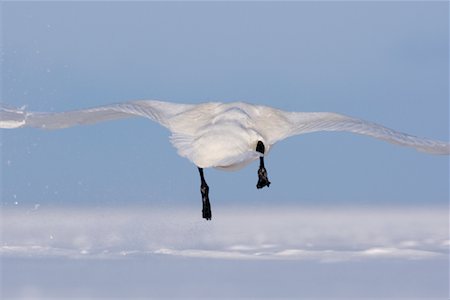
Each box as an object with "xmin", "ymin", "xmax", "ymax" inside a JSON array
[
  {"xmin": 417, "ymin": 143, "xmax": 450, "ymax": 156},
  {"xmin": 0, "ymin": 106, "xmax": 27, "ymax": 129}
]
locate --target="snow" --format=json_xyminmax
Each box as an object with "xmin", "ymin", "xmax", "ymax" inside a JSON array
[{"xmin": 1, "ymin": 204, "xmax": 448, "ymax": 298}]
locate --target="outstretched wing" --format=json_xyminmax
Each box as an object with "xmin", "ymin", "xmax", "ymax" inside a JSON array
[
  {"xmin": 273, "ymin": 111, "xmax": 449, "ymax": 155},
  {"xmin": 0, "ymin": 100, "xmax": 194, "ymax": 130}
]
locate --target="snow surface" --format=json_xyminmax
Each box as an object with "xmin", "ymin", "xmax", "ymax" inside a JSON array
[{"xmin": 1, "ymin": 205, "xmax": 448, "ymax": 299}]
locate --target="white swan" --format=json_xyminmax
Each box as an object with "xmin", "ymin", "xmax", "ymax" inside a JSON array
[{"xmin": 1, "ymin": 100, "xmax": 448, "ymax": 219}]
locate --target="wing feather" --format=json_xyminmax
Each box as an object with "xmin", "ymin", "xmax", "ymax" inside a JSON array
[
  {"xmin": 282, "ymin": 112, "xmax": 449, "ymax": 155},
  {"xmin": 0, "ymin": 100, "xmax": 194, "ymax": 130}
]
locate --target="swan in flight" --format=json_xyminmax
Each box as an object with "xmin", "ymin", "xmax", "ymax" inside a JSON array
[{"xmin": 1, "ymin": 100, "xmax": 448, "ymax": 220}]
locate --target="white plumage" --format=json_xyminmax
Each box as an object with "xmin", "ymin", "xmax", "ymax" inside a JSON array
[
  {"xmin": 1, "ymin": 100, "xmax": 448, "ymax": 169},
  {"xmin": 2, "ymin": 100, "xmax": 448, "ymax": 220}
]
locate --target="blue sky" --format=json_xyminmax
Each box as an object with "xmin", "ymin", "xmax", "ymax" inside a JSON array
[{"xmin": 1, "ymin": 1, "xmax": 448, "ymax": 208}]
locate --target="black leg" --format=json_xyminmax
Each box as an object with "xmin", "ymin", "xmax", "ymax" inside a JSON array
[
  {"xmin": 198, "ymin": 167, "xmax": 212, "ymax": 220},
  {"xmin": 256, "ymin": 141, "xmax": 271, "ymax": 189}
]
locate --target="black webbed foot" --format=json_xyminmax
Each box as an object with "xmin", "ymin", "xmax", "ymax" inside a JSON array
[
  {"xmin": 257, "ymin": 166, "xmax": 271, "ymax": 189},
  {"xmin": 255, "ymin": 141, "xmax": 271, "ymax": 189},
  {"xmin": 198, "ymin": 168, "xmax": 212, "ymax": 220},
  {"xmin": 201, "ymin": 182, "xmax": 212, "ymax": 220}
]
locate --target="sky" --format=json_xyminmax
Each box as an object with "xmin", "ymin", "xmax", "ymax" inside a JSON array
[
  {"xmin": 1, "ymin": 1, "xmax": 449, "ymax": 208},
  {"xmin": 0, "ymin": 2, "xmax": 449, "ymax": 299}
]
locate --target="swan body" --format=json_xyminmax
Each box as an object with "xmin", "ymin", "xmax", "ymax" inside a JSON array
[{"xmin": 1, "ymin": 100, "xmax": 448, "ymax": 219}]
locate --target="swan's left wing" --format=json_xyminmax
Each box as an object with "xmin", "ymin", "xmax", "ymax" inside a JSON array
[
  {"xmin": 273, "ymin": 111, "xmax": 449, "ymax": 155},
  {"xmin": 0, "ymin": 100, "xmax": 194, "ymax": 130}
]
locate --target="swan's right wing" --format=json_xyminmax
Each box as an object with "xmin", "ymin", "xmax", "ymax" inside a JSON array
[
  {"xmin": 0, "ymin": 100, "xmax": 194, "ymax": 130},
  {"xmin": 271, "ymin": 111, "xmax": 449, "ymax": 155}
]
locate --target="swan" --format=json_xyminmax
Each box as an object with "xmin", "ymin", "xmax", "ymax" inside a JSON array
[{"xmin": 1, "ymin": 100, "xmax": 449, "ymax": 220}]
